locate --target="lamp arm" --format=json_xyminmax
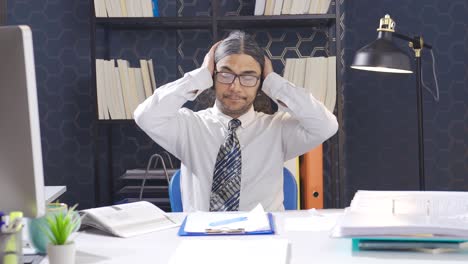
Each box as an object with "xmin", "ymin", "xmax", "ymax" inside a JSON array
[{"xmin": 392, "ymin": 32, "xmax": 433, "ymax": 50}]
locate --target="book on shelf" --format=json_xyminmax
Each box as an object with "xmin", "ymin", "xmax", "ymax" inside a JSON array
[
  {"xmin": 104, "ymin": 60, "xmax": 116, "ymax": 119},
  {"xmin": 264, "ymin": 0, "xmax": 275, "ymax": 16},
  {"xmin": 94, "ymin": 0, "xmax": 157, "ymax": 17},
  {"xmin": 272, "ymin": 0, "xmax": 284, "ymax": 15},
  {"xmin": 96, "ymin": 58, "xmax": 156, "ymax": 120},
  {"xmin": 254, "ymin": 0, "xmax": 331, "ymax": 15},
  {"xmin": 80, "ymin": 201, "xmax": 181, "ymax": 237},
  {"xmin": 134, "ymin": 67, "xmax": 146, "ymax": 103},
  {"xmin": 254, "ymin": 0, "xmax": 266, "ymax": 16},
  {"xmin": 331, "ymin": 190, "xmax": 468, "ymax": 240},
  {"xmin": 324, "ymin": 56, "xmax": 336, "ymax": 112},
  {"xmin": 112, "ymin": 61, "xmax": 127, "ymax": 119},
  {"xmin": 147, "ymin": 59, "xmax": 157, "ymax": 92},
  {"xmin": 116, "ymin": 59, "xmax": 132, "ymax": 119},
  {"xmin": 95, "ymin": 59, "xmax": 108, "ymax": 119},
  {"xmin": 140, "ymin": 60, "xmax": 153, "ymax": 98},
  {"xmin": 152, "ymin": 0, "xmax": 159, "ymax": 17},
  {"xmin": 125, "ymin": 67, "xmax": 140, "ymax": 118},
  {"xmin": 282, "ymin": 56, "xmax": 336, "ymax": 111}
]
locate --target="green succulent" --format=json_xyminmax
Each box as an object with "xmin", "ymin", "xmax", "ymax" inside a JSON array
[{"xmin": 41, "ymin": 204, "xmax": 80, "ymax": 245}]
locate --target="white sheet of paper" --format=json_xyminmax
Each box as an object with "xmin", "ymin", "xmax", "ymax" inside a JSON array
[
  {"xmin": 183, "ymin": 204, "xmax": 270, "ymax": 232},
  {"xmin": 169, "ymin": 239, "xmax": 289, "ymax": 264}
]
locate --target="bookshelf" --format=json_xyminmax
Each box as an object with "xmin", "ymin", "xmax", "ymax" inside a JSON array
[{"xmin": 90, "ymin": 0, "xmax": 344, "ymax": 210}]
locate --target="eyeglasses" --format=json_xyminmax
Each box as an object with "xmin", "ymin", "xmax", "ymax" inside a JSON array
[{"xmin": 214, "ymin": 71, "xmax": 260, "ymax": 87}]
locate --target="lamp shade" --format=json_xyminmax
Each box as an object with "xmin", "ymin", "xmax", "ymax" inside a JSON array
[{"xmin": 351, "ymin": 31, "xmax": 413, "ymax": 74}]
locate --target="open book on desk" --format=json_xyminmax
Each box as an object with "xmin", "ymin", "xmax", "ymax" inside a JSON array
[
  {"xmin": 179, "ymin": 204, "xmax": 275, "ymax": 236},
  {"xmin": 331, "ymin": 190, "xmax": 468, "ymax": 242},
  {"xmin": 80, "ymin": 201, "xmax": 180, "ymax": 238}
]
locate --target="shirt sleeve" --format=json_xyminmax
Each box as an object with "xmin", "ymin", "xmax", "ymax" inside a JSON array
[
  {"xmin": 134, "ymin": 67, "xmax": 213, "ymax": 159},
  {"xmin": 261, "ymin": 72, "xmax": 339, "ymax": 161}
]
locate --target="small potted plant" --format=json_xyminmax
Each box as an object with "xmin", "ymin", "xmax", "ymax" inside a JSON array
[{"xmin": 41, "ymin": 204, "xmax": 80, "ymax": 264}]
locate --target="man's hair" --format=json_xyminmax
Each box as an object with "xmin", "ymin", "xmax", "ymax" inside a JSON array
[{"xmin": 214, "ymin": 31, "xmax": 265, "ymax": 74}]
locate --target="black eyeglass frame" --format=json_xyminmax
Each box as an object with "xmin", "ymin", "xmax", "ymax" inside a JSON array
[{"xmin": 214, "ymin": 71, "xmax": 261, "ymax": 87}]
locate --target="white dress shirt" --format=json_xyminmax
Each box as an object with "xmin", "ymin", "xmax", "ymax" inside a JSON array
[{"xmin": 134, "ymin": 67, "xmax": 338, "ymax": 212}]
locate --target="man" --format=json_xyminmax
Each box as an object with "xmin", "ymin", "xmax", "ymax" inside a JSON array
[{"xmin": 134, "ymin": 31, "xmax": 338, "ymax": 212}]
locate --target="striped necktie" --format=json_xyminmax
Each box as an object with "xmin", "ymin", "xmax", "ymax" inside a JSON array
[{"xmin": 209, "ymin": 118, "xmax": 242, "ymax": 211}]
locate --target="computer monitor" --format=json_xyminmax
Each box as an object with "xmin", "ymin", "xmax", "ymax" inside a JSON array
[{"xmin": 0, "ymin": 25, "xmax": 45, "ymax": 218}]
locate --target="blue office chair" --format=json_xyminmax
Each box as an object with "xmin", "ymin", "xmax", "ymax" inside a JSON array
[{"xmin": 169, "ymin": 167, "xmax": 298, "ymax": 212}]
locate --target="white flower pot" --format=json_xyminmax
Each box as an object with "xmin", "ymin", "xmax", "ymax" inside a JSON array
[{"xmin": 47, "ymin": 241, "xmax": 76, "ymax": 264}]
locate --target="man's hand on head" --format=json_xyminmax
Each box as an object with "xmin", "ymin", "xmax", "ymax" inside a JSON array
[
  {"xmin": 263, "ymin": 56, "xmax": 287, "ymax": 108},
  {"xmin": 263, "ymin": 55, "xmax": 273, "ymax": 79},
  {"xmin": 202, "ymin": 41, "xmax": 222, "ymax": 75}
]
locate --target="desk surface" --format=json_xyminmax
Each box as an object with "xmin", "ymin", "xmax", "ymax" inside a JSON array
[
  {"xmin": 41, "ymin": 210, "xmax": 468, "ymax": 264},
  {"xmin": 45, "ymin": 186, "xmax": 66, "ymax": 204}
]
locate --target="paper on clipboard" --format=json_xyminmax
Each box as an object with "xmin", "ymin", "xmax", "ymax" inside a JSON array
[{"xmin": 183, "ymin": 204, "xmax": 270, "ymax": 233}]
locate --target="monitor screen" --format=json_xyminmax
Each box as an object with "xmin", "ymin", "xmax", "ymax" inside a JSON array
[{"xmin": 0, "ymin": 25, "xmax": 45, "ymax": 218}]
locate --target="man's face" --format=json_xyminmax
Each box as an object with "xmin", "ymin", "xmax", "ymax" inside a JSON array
[{"xmin": 214, "ymin": 54, "xmax": 262, "ymax": 118}]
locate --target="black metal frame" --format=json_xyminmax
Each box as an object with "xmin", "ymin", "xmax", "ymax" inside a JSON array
[
  {"xmin": 392, "ymin": 33, "xmax": 432, "ymax": 191},
  {"xmin": 333, "ymin": 0, "xmax": 345, "ymax": 208},
  {"xmin": 90, "ymin": 0, "xmax": 345, "ymax": 208},
  {"xmin": 0, "ymin": 0, "xmax": 6, "ymax": 25}
]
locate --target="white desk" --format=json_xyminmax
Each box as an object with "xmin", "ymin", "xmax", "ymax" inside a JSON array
[
  {"xmin": 41, "ymin": 210, "xmax": 468, "ymax": 264},
  {"xmin": 45, "ymin": 186, "xmax": 66, "ymax": 204}
]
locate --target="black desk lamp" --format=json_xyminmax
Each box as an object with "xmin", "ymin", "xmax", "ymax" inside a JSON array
[{"xmin": 351, "ymin": 14, "xmax": 434, "ymax": 191}]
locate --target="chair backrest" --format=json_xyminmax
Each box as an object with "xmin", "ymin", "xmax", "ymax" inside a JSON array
[
  {"xmin": 168, "ymin": 170, "xmax": 183, "ymax": 212},
  {"xmin": 282, "ymin": 167, "xmax": 298, "ymax": 210},
  {"xmin": 169, "ymin": 168, "xmax": 298, "ymax": 212}
]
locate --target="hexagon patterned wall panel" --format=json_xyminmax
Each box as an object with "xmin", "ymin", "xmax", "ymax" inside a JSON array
[
  {"xmin": 8, "ymin": 0, "xmax": 95, "ymax": 209},
  {"xmin": 343, "ymin": 0, "xmax": 468, "ymax": 205}
]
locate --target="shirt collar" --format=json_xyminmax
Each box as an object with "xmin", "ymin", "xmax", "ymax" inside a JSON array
[{"xmin": 212, "ymin": 101, "xmax": 255, "ymax": 129}]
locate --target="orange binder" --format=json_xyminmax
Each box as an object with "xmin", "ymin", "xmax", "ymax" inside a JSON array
[{"xmin": 300, "ymin": 144, "xmax": 323, "ymax": 209}]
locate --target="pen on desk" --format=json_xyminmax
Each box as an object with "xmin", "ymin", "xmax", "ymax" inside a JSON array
[{"xmin": 209, "ymin": 216, "xmax": 248, "ymax": 227}]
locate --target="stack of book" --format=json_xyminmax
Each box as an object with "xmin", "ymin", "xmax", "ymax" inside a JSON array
[
  {"xmin": 283, "ymin": 56, "xmax": 336, "ymax": 112},
  {"xmin": 254, "ymin": 0, "xmax": 332, "ymax": 16},
  {"xmin": 332, "ymin": 190, "xmax": 468, "ymax": 252},
  {"xmin": 94, "ymin": 0, "xmax": 159, "ymax": 17},
  {"xmin": 96, "ymin": 59, "xmax": 156, "ymax": 120}
]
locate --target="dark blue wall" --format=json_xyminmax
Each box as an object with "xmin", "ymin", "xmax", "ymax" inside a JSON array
[
  {"xmin": 343, "ymin": 0, "xmax": 468, "ymax": 205},
  {"xmin": 7, "ymin": 0, "xmax": 95, "ymax": 209}
]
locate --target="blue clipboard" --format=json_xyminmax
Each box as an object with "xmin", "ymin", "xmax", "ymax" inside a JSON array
[{"xmin": 178, "ymin": 213, "xmax": 275, "ymax": 236}]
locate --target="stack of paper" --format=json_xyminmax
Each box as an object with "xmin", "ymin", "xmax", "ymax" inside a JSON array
[
  {"xmin": 332, "ymin": 190, "xmax": 468, "ymax": 252},
  {"xmin": 333, "ymin": 191, "xmax": 468, "ymax": 237},
  {"xmin": 331, "ymin": 190, "xmax": 468, "ymax": 239}
]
